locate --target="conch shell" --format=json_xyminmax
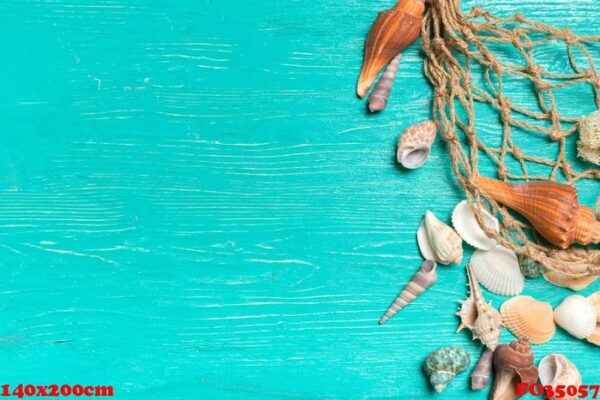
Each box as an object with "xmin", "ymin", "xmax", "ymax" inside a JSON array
[
  {"xmin": 456, "ymin": 264, "xmax": 503, "ymax": 350},
  {"xmin": 538, "ymin": 354, "xmax": 582, "ymax": 400},
  {"xmin": 396, "ymin": 120, "xmax": 437, "ymax": 169},
  {"xmin": 357, "ymin": 0, "xmax": 425, "ymax": 97},
  {"xmin": 500, "ymin": 296, "xmax": 555, "ymax": 344},
  {"xmin": 417, "ymin": 210, "xmax": 463, "ymax": 265},
  {"xmin": 491, "ymin": 340, "xmax": 539, "ymax": 400},
  {"xmin": 379, "ymin": 260, "xmax": 437, "ymax": 324},
  {"xmin": 424, "ymin": 346, "xmax": 470, "ymax": 393},
  {"xmin": 368, "ymin": 54, "xmax": 401, "ymax": 112},
  {"xmin": 471, "ymin": 347, "xmax": 493, "ymax": 390},
  {"xmin": 578, "ymin": 110, "xmax": 600, "ymax": 166},
  {"xmin": 474, "ymin": 176, "xmax": 600, "ymax": 249},
  {"xmin": 553, "ymin": 295, "xmax": 597, "ymax": 340}
]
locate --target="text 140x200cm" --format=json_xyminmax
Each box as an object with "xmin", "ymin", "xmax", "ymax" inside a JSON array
[{"xmin": 0, "ymin": 384, "xmax": 113, "ymax": 398}]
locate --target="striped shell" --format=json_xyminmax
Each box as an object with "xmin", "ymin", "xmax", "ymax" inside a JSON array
[
  {"xmin": 470, "ymin": 245, "xmax": 524, "ymax": 296},
  {"xmin": 500, "ymin": 296, "xmax": 555, "ymax": 344}
]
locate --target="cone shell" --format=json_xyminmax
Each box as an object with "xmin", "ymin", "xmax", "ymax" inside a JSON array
[
  {"xmin": 424, "ymin": 346, "xmax": 470, "ymax": 393},
  {"xmin": 491, "ymin": 340, "xmax": 539, "ymax": 400},
  {"xmin": 474, "ymin": 176, "xmax": 600, "ymax": 249},
  {"xmin": 543, "ymin": 270, "xmax": 598, "ymax": 291},
  {"xmin": 417, "ymin": 210, "xmax": 463, "ymax": 265},
  {"xmin": 471, "ymin": 347, "xmax": 493, "ymax": 390},
  {"xmin": 500, "ymin": 296, "xmax": 555, "ymax": 344},
  {"xmin": 553, "ymin": 295, "xmax": 597, "ymax": 339},
  {"xmin": 357, "ymin": 0, "xmax": 425, "ymax": 98},
  {"xmin": 538, "ymin": 354, "xmax": 582, "ymax": 400},
  {"xmin": 396, "ymin": 120, "xmax": 437, "ymax": 169},
  {"xmin": 379, "ymin": 260, "xmax": 437, "ymax": 324},
  {"xmin": 451, "ymin": 200, "xmax": 499, "ymax": 250},
  {"xmin": 471, "ymin": 245, "xmax": 524, "ymax": 296}
]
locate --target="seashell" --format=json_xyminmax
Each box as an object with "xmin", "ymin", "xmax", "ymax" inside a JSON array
[
  {"xmin": 470, "ymin": 245, "xmax": 524, "ymax": 296},
  {"xmin": 368, "ymin": 54, "xmax": 401, "ymax": 112},
  {"xmin": 396, "ymin": 120, "xmax": 437, "ymax": 169},
  {"xmin": 543, "ymin": 270, "xmax": 598, "ymax": 291},
  {"xmin": 474, "ymin": 176, "xmax": 600, "ymax": 249},
  {"xmin": 491, "ymin": 340, "xmax": 538, "ymax": 400},
  {"xmin": 379, "ymin": 260, "xmax": 437, "ymax": 324},
  {"xmin": 417, "ymin": 210, "xmax": 463, "ymax": 265},
  {"xmin": 451, "ymin": 200, "xmax": 499, "ymax": 250},
  {"xmin": 424, "ymin": 346, "xmax": 470, "ymax": 393},
  {"xmin": 471, "ymin": 347, "xmax": 493, "ymax": 390},
  {"xmin": 539, "ymin": 354, "xmax": 582, "ymax": 400},
  {"xmin": 589, "ymin": 291, "xmax": 600, "ymax": 322},
  {"xmin": 553, "ymin": 295, "xmax": 597, "ymax": 339},
  {"xmin": 456, "ymin": 264, "xmax": 503, "ymax": 350},
  {"xmin": 500, "ymin": 296, "xmax": 555, "ymax": 344},
  {"xmin": 577, "ymin": 110, "xmax": 600, "ymax": 166},
  {"xmin": 357, "ymin": 0, "xmax": 425, "ymax": 98},
  {"xmin": 518, "ymin": 254, "xmax": 546, "ymax": 278},
  {"xmin": 587, "ymin": 326, "xmax": 600, "ymax": 346}
]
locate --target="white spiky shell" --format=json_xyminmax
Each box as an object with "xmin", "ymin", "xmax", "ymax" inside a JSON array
[
  {"xmin": 417, "ymin": 211, "xmax": 463, "ymax": 265},
  {"xmin": 538, "ymin": 354, "xmax": 582, "ymax": 400},
  {"xmin": 470, "ymin": 245, "xmax": 524, "ymax": 296},
  {"xmin": 451, "ymin": 200, "xmax": 499, "ymax": 250},
  {"xmin": 500, "ymin": 296, "xmax": 555, "ymax": 344},
  {"xmin": 554, "ymin": 295, "xmax": 597, "ymax": 340}
]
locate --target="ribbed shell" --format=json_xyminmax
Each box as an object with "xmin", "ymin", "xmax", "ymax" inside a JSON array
[
  {"xmin": 471, "ymin": 245, "xmax": 524, "ymax": 296},
  {"xmin": 500, "ymin": 296, "xmax": 555, "ymax": 344},
  {"xmin": 357, "ymin": 0, "xmax": 425, "ymax": 98},
  {"xmin": 451, "ymin": 200, "xmax": 499, "ymax": 250},
  {"xmin": 538, "ymin": 354, "xmax": 582, "ymax": 400},
  {"xmin": 417, "ymin": 210, "xmax": 463, "ymax": 265},
  {"xmin": 368, "ymin": 54, "xmax": 401, "ymax": 112},
  {"xmin": 589, "ymin": 291, "xmax": 600, "ymax": 322},
  {"xmin": 553, "ymin": 295, "xmax": 597, "ymax": 339}
]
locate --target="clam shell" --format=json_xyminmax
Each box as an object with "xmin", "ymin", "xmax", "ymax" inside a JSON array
[
  {"xmin": 538, "ymin": 354, "xmax": 582, "ymax": 400},
  {"xmin": 587, "ymin": 326, "xmax": 600, "ymax": 346},
  {"xmin": 417, "ymin": 210, "xmax": 463, "ymax": 265},
  {"xmin": 396, "ymin": 120, "xmax": 437, "ymax": 169},
  {"xmin": 543, "ymin": 270, "xmax": 598, "ymax": 291},
  {"xmin": 470, "ymin": 245, "xmax": 524, "ymax": 296},
  {"xmin": 451, "ymin": 200, "xmax": 499, "ymax": 250},
  {"xmin": 587, "ymin": 291, "xmax": 600, "ymax": 322},
  {"xmin": 554, "ymin": 295, "xmax": 597, "ymax": 339},
  {"xmin": 500, "ymin": 296, "xmax": 555, "ymax": 344}
]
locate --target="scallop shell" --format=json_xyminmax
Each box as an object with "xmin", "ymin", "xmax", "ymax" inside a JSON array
[
  {"xmin": 417, "ymin": 211, "xmax": 463, "ymax": 265},
  {"xmin": 500, "ymin": 296, "xmax": 555, "ymax": 344},
  {"xmin": 554, "ymin": 295, "xmax": 597, "ymax": 339},
  {"xmin": 543, "ymin": 270, "xmax": 598, "ymax": 291},
  {"xmin": 587, "ymin": 326, "xmax": 600, "ymax": 346},
  {"xmin": 451, "ymin": 200, "xmax": 499, "ymax": 250},
  {"xmin": 470, "ymin": 245, "xmax": 524, "ymax": 296},
  {"xmin": 589, "ymin": 291, "xmax": 600, "ymax": 322},
  {"xmin": 396, "ymin": 120, "xmax": 437, "ymax": 169},
  {"xmin": 424, "ymin": 346, "xmax": 470, "ymax": 393},
  {"xmin": 539, "ymin": 354, "xmax": 582, "ymax": 400}
]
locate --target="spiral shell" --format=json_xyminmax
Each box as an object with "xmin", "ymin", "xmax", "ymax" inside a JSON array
[
  {"xmin": 538, "ymin": 354, "xmax": 582, "ymax": 400},
  {"xmin": 471, "ymin": 347, "xmax": 493, "ymax": 390},
  {"xmin": 470, "ymin": 245, "xmax": 524, "ymax": 296},
  {"xmin": 368, "ymin": 54, "xmax": 401, "ymax": 112},
  {"xmin": 451, "ymin": 200, "xmax": 499, "ymax": 251},
  {"xmin": 553, "ymin": 295, "xmax": 597, "ymax": 340},
  {"xmin": 417, "ymin": 211, "xmax": 463, "ymax": 265},
  {"xmin": 491, "ymin": 340, "xmax": 538, "ymax": 400},
  {"xmin": 500, "ymin": 296, "xmax": 555, "ymax": 344},
  {"xmin": 396, "ymin": 120, "xmax": 437, "ymax": 169},
  {"xmin": 424, "ymin": 346, "xmax": 470, "ymax": 393}
]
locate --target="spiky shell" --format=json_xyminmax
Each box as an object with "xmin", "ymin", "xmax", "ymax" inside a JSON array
[
  {"xmin": 451, "ymin": 200, "xmax": 499, "ymax": 250},
  {"xmin": 500, "ymin": 296, "xmax": 555, "ymax": 344},
  {"xmin": 424, "ymin": 346, "xmax": 470, "ymax": 393},
  {"xmin": 396, "ymin": 120, "xmax": 437, "ymax": 169},
  {"xmin": 539, "ymin": 354, "xmax": 582, "ymax": 400},
  {"xmin": 543, "ymin": 270, "xmax": 598, "ymax": 291},
  {"xmin": 417, "ymin": 211, "xmax": 463, "ymax": 265},
  {"xmin": 554, "ymin": 295, "xmax": 597, "ymax": 340},
  {"xmin": 471, "ymin": 245, "xmax": 524, "ymax": 296},
  {"xmin": 518, "ymin": 254, "xmax": 546, "ymax": 278}
]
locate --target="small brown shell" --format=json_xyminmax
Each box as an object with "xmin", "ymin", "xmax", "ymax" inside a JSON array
[
  {"xmin": 500, "ymin": 296, "xmax": 555, "ymax": 344},
  {"xmin": 491, "ymin": 340, "xmax": 539, "ymax": 400}
]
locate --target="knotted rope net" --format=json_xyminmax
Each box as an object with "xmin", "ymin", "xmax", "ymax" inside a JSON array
[{"xmin": 421, "ymin": 0, "xmax": 600, "ymax": 276}]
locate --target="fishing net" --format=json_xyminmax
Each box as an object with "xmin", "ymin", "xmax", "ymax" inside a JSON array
[{"xmin": 421, "ymin": 0, "xmax": 600, "ymax": 276}]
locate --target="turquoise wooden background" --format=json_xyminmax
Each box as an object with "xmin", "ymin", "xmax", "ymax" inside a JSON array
[{"xmin": 0, "ymin": 0, "xmax": 598, "ymax": 399}]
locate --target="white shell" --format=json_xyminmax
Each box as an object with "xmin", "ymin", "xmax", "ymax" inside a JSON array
[
  {"xmin": 417, "ymin": 211, "xmax": 463, "ymax": 265},
  {"xmin": 553, "ymin": 295, "xmax": 597, "ymax": 339},
  {"xmin": 543, "ymin": 270, "xmax": 598, "ymax": 291},
  {"xmin": 538, "ymin": 354, "xmax": 582, "ymax": 400},
  {"xmin": 451, "ymin": 200, "xmax": 499, "ymax": 250},
  {"xmin": 396, "ymin": 120, "xmax": 437, "ymax": 169},
  {"xmin": 470, "ymin": 245, "xmax": 524, "ymax": 296}
]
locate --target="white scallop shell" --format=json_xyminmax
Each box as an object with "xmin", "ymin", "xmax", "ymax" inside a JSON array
[
  {"xmin": 553, "ymin": 295, "xmax": 597, "ymax": 339},
  {"xmin": 538, "ymin": 354, "xmax": 582, "ymax": 400},
  {"xmin": 470, "ymin": 245, "xmax": 524, "ymax": 296},
  {"xmin": 417, "ymin": 211, "xmax": 463, "ymax": 265},
  {"xmin": 451, "ymin": 200, "xmax": 499, "ymax": 251}
]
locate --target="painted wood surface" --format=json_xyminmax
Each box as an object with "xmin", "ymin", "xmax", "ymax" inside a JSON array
[{"xmin": 0, "ymin": 0, "xmax": 598, "ymax": 399}]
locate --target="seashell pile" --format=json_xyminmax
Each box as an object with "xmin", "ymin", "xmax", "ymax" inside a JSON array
[
  {"xmin": 424, "ymin": 346, "xmax": 470, "ymax": 393},
  {"xmin": 417, "ymin": 210, "xmax": 462, "ymax": 265},
  {"xmin": 539, "ymin": 354, "xmax": 582, "ymax": 400},
  {"xmin": 500, "ymin": 296, "xmax": 555, "ymax": 344},
  {"xmin": 396, "ymin": 120, "xmax": 438, "ymax": 169}
]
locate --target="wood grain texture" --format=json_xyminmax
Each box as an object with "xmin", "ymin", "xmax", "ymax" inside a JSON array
[{"xmin": 0, "ymin": 0, "xmax": 598, "ymax": 399}]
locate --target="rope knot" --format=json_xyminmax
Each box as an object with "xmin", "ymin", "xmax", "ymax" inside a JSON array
[
  {"xmin": 432, "ymin": 38, "xmax": 445, "ymax": 51},
  {"xmin": 514, "ymin": 13, "xmax": 526, "ymax": 23},
  {"xmin": 497, "ymin": 166, "xmax": 509, "ymax": 180},
  {"xmin": 561, "ymin": 29, "xmax": 578, "ymax": 45},
  {"xmin": 512, "ymin": 146, "xmax": 523, "ymax": 159},
  {"xmin": 538, "ymin": 81, "xmax": 551, "ymax": 90},
  {"xmin": 470, "ymin": 7, "xmax": 487, "ymax": 17},
  {"xmin": 528, "ymin": 65, "xmax": 544, "ymax": 76},
  {"xmin": 549, "ymin": 130, "xmax": 563, "ymax": 141}
]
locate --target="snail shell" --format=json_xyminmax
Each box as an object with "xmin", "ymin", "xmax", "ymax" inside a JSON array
[
  {"xmin": 538, "ymin": 354, "xmax": 582, "ymax": 400},
  {"xmin": 471, "ymin": 347, "xmax": 493, "ymax": 390},
  {"xmin": 424, "ymin": 346, "xmax": 470, "ymax": 393},
  {"xmin": 368, "ymin": 54, "xmax": 401, "ymax": 112},
  {"xmin": 396, "ymin": 120, "xmax": 437, "ymax": 169},
  {"xmin": 417, "ymin": 210, "xmax": 463, "ymax": 265},
  {"xmin": 491, "ymin": 340, "xmax": 538, "ymax": 400}
]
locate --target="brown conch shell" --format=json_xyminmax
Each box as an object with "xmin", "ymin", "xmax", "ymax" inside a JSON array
[
  {"xmin": 379, "ymin": 260, "xmax": 437, "ymax": 324},
  {"xmin": 357, "ymin": 0, "xmax": 425, "ymax": 98},
  {"xmin": 456, "ymin": 264, "xmax": 503, "ymax": 350},
  {"xmin": 491, "ymin": 340, "xmax": 539, "ymax": 400},
  {"xmin": 471, "ymin": 347, "xmax": 493, "ymax": 390},
  {"xmin": 474, "ymin": 176, "xmax": 600, "ymax": 249}
]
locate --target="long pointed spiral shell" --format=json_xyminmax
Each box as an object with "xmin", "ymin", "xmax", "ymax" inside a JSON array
[
  {"xmin": 471, "ymin": 347, "xmax": 493, "ymax": 390},
  {"xmin": 379, "ymin": 260, "xmax": 437, "ymax": 325},
  {"xmin": 474, "ymin": 176, "xmax": 600, "ymax": 249},
  {"xmin": 368, "ymin": 54, "xmax": 401, "ymax": 112}
]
